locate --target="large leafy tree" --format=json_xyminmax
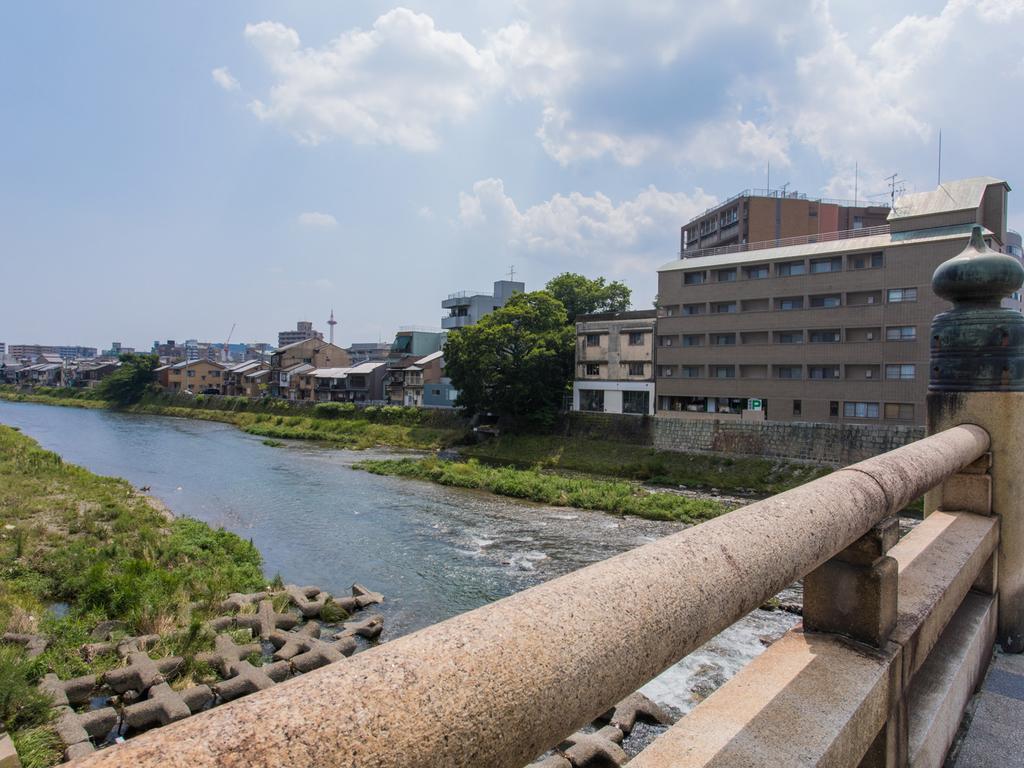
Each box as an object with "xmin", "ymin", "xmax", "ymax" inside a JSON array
[
  {"xmin": 444, "ymin": 292, "xmax": 574, "ymax": 427},
  {"xmin": 96, "ymin": 353, "xmax": 159, "ymax": 405},
  {"xmin": 544, "ymin": 273, "xmax": 632, "ymax": 324}
]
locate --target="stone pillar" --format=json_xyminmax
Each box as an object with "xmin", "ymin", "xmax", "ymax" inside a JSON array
[{"xmin": 925, "ymin": 225, "xmax": 1024, "ymax": 653}]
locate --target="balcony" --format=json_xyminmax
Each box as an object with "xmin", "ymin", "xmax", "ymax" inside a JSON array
[{"xmin": 441, "ymin": 315, "xmax": 473, "ymax": 330}]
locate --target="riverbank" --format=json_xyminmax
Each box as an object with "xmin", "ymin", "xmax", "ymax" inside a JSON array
[
  {"xmin": 354, "ymin": 457, "xmax": 728, "ymax": 523},
  {"xmin": 0, "ymin": 387, "xmax": 465, "ymax": 450},
  {"xmin": 460, "ymin": 433, "xmax": 831, "ymax": 496},
  {"xmin": 0, "ymin": 424, "xmax": 264, "ymax": 766}
]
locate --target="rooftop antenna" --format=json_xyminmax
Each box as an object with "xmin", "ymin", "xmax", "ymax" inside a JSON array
[
  {"xmin": 885, "ymin": 173, "xmax": 905, "ymax": 208},
  {"xmin": 937, "ymin": 129, "xmax": 942, "ymax": 186},
  {"xmin": 327, "ymin": 309, "xmax": 338, "ymax": 345},
  {"xmin": 507, "ymin": 264, "xmax": 517, "ymax": 282},
  {"xmin": 854, "ymin": 162, "xmax": 859, "ymax": 207}
]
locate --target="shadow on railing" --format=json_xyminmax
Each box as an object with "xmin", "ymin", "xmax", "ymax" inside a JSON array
[{"xmin": 74, "ymin": 424, "xmax": 995, "ymax": 768}]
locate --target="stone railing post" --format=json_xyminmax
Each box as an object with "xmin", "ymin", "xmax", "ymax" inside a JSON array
[{"xmin": 925, "ymin": 224, "xmax": 1024, "ymax": 652}]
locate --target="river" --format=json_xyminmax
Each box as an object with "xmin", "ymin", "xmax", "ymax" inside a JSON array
[{"xmin": 0, "ymin": 400, "xmax": 798, "ymax": 716}]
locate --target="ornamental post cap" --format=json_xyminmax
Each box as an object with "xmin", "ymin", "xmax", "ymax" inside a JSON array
[{"xmin": 932, "ymin": 225, "xmax": 1024, "ymax": 307}]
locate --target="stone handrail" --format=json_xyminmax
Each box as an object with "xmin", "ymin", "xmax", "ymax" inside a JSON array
[{"xmin": 71, "ymin": 424, "xmax": 989, "ymax": 768}]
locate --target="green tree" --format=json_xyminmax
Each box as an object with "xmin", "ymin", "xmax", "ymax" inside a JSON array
[
  {"xmin": 544, "ymin": 273, "xmax": 632, "ymax": 324},
  {"xmin": 444, "ymin": 292, "xmax": 574, "ymax": 427},
  {"xmin": 96, "ymin": 353, "xmax": 159, "ymax": 405}
]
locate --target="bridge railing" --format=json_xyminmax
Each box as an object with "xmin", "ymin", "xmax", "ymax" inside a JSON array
[{"xmin": 73, "ymin": 423, "xmax": 994, "ymax": 768}]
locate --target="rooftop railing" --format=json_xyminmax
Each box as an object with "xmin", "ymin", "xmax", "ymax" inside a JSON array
[
  {"xmin": 680, "ymin": 223, "xmax": 891, "ymax": 260},
  {"xmin": 684, "ymin": 189, "xmax": 891, "ymax": 225}
]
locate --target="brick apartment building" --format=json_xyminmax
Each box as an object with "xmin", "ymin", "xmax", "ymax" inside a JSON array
[
  {"xmin": 655, "ymin": 176, "xmax": 1011, "ymax": 426},
  {"xmin": 681, "ymin": 189, "xmax": 890, "ymax": 257}
]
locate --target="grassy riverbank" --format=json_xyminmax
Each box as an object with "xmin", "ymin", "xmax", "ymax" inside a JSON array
[
  {"xmin": 461, "ymin": 434, "xmax": 830, "ymax": 496},
  {"xmin": 0, "ymin": 424, "xmax": 264, "ymax": 766},
  {"xmin": 354, "ymin": 457, "xmax": 727, "ymax": 523},
  {"xmin": 0, "ymin": 387, "xmax": 465, "ymax": 450}
]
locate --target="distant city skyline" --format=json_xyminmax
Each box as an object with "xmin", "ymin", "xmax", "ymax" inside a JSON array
[{"xmin": 2, "ymin": 1, "xmax": 1023, "ymax": 350}]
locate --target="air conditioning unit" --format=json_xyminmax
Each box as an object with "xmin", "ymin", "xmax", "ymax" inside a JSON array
[
  {"xmin": 866, "ymin": 370, "xmax": 873, "ymax": 378},
  {"xmin": 867, "ymin": 332, "xmax": 874, "ymax": 340},
  {"xmin": 867, "ymin": 296, "xmax": 876, "ymax": 304}
]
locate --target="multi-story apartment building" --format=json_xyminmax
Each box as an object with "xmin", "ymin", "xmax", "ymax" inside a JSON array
[
  {"xmin": 655, "ymin": 176, "xmax": 1010, "ymax": 426},
  {"xmin": 269, "ymin": 338, "xmax": 351, "ymax": 399},
  {"xmin": 681, "ymin": 189, "xmax": 890, "ymax": 257},
  {"xmin": 156, "ymin": 359, "xmax": 227, "ymax": 394},
  {"xmin": 278, "ymin": 321, "xmax": 323, "ymax": 349},
  {"xmin": 573, "ymin": 310, "xmax": 656, "ymax": 416},
  {"xmin": 346, "ymin": 342, "xmax": 392, "ymax": 364},
  {"xmin": 9, "ymin": 344, "xmax": 97, "ymax": 361},
  {"xmin": 441, "ymin": 279, "xmax": 524, "ymax": 330}
]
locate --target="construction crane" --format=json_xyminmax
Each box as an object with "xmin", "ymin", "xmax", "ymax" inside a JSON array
[{"xmin": 222, "ymin": 322, "xmax": 236, "ymax": 363}]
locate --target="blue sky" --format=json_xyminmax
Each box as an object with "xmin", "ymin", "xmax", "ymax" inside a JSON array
[{"xmin": 2, "ymin": 0, "xmax": 1022, "ymax": 350}]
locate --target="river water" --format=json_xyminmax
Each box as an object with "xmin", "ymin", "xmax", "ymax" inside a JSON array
[{"xmin": 0, "ymin": 400, "xmax": 798, "ymax": 715}]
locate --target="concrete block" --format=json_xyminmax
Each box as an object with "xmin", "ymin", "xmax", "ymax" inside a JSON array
[
  {"xmin": 907, "ymin": 592, "xmax": 996, "ymax": 768},
  {"xmin": 941, "ymin": 472, "xmax": 992, "ymax": 516},
  {"xmin": 835, "ymin": 517, "xmax": 900, "ymax": 567},
  {"xmin": 805, "ymin": 556, "xmax": 898, "ymax": 647},
  {"xmin": 0, "ymin": 733, "xmax": 20, "ymax": 768}
]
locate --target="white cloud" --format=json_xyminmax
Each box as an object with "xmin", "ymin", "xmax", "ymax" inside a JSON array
[
  {"xmin": 458, "ymin": 178, "xmax": 716, "ymax": 273},
  {"xmin": 210, "ymin": 66, "xmax": 240, "ymax": 91},
  {"xmin": 297, "ymin": 211, "xmax": 338, "ymax": 228},
  {"xmin": 537, "ymin": 107, "xmax": 663, "ymax": 167},
  {"xmin": 416, "ymin": 206, "xmax": 435, "ymax": 220}
]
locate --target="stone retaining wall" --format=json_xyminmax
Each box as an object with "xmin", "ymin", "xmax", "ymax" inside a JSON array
[{"xmin": 653, "ymin": 416, "xmax": 924, "ymax": 465}]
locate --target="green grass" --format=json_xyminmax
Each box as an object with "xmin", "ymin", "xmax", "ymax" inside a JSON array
[
  {"xmin": 460, "ymin": 434, "xmax": 831, "ymax": 496},
  {"xmin": 354, "ymin": 457, "xmax": 727, "ymax": 523},
  {"xmin": 0, "ymin": 424, "xmax": 266, "ymax": 762}
]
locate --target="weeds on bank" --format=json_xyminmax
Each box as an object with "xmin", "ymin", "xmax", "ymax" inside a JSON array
[{"xmin": 354, "ymin": 457, "xmax": 726, "ymax": 523}]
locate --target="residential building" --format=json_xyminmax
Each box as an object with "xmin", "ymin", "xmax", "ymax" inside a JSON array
[
  {"xmin": 0, "ymin": 343, "xmax": 5, "ymax": 356},
  {"xmin": 441, "ymin": 279, "xmax": 525, "ymax": 330},
  {"xmin": 388, "ymin": 328, "xmax": 445, "ymax": 361},
  {"xmin": 655, "ymin": 176, "xmax": 1010, "ymax": 427},
  {"xmin": 9, "ymin": 344, "xmax": 97, "ymax": 361},
  {"xmin": 0, "ymin": 357, "xmax": 23, "ymax": 384},
  {"xmin": 269, "ymin": 338, "xmax": 351, "ymax": 399},
  {"xmin": 17, "ymin": 361, "xmax": 65, "ymax": 387},
  {"xmin": 158, "ymin": 359, "xmax": 226, "ymax": 394},
  {"xmin": 310, "ymin": 362, "xmax": 388, "ymax": 403},
  {"xmin": 72, "ymin": 361, "xmax": 119, "ymax": 388},
  {"xmin": 152, "ymin": 340, "xmax": 185, "ymax": 362},
  {"xmin": 222, "ymin": 360, "xmax": 269, "ymax": 396},
  {"xmin": 278, "ymin": 321, "xmax": 323, "ymax": 349},
  {"xmin": 573, "ymin": 310, "xmax": 657, "ymax": 416},
  {"xmin": 681, "ymin": 189, "xmax": 890, "ymax": 258},
  {"xmin": 1004, "ymin": 229, "xmax": 1023, "ymax": 312},
  {"xmin": 103, "ymin": 342, "xmax": 134, "ymax": 357},
  {"xmin": 345, "ymin": 342, "xmax": 392, "ymax": 364}
]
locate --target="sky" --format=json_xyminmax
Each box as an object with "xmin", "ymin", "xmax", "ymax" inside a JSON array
[{"xmin": 1, "ymin": 0, "xmax": 1023, "ymax": 351}]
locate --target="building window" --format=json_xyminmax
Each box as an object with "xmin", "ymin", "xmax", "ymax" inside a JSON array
[
  {"xmin": 810, "ymin": 257, "xmax": 843, "ymax": 274},
  {"xmin": 810, "ymin": 294, "xmax": 841, "ymax": 308},
  {"xmin": 627, "ymin": 362, "xmax": 645, "ymax": 376},
  {"xmin": 850, "ymin": 252, "xmax": 884, "ymax": 269},
  {"xmin": 187, "ymin": 370, "xmax": 195, "ymax": 377},
  {"xmin": 681, "ymin": 366, "xmax": 702, "ymax": 378},
  {"xmin": 776, "ymin": 366, "xmax": 802, "ymax": 379},
  {"xmin": 777, "ymin": 261, "xmax": 806, "ymax": 277},
  {"xmin": 683, "ymin": 303, "xmax": 705, "ymax": 316},
  {"xmin": 711, "ymin": 301, "xmax": 738, "ymax": 313},
  {"xmin": 659, "ymin": 335, "xmax": 674, "ymax": 347},
  {"xmin": 623, "ymin": 391, "xmax": 650, "ymax": 415},
  {"xmin": 585, "ymin": 363, "xmax": 600, "ymax": 376},
  {"xmin": 778, "ymin": 297, "xmax": 804, "ymax": 311},
  {"xmin": 844, "ymin": 402, "xmax": 880, "ymax": 419},
  {"xmin": 830, "ymin": 401, "xmax": 840, "ymax": 417},
  {"xmin": 627, "ymin": 331, "xmax": 644, "ymax": 346},
  {"xmin": 684, "ymin": 271, "xmax": 706, "ymax": 285},
  {"xmin": 586, "ymin": 334, "xmax": 600, "ymax": 347},
  {"xmin": 745, "ymin": 265, "xmax": 769, "ymax": 279},
  {"xmin": 809, "ymin": 329, "xmax": 841, "ymax": 343},
  {"xmin": 713, "ymin": 366, "xmax": 735, "ymax": 379},
  {"xmin": 658, "ymin": 365, "xmax": 675, "ymax": 377},
  {"xmin": 662, "ymin": 305, "xmax": 676, "ymax": 317},
  {"xmin": 809, "ymin": 366, "xmax": 840, "ymax": 380},
  {"xmin": 711, "ymin": 333, "xmax": 736, "ymax": 346},
  {"xmin": 579, "ymin": 389, "xmax": 605, "ymax": 412},
  {"xmin": 717, "ymin": 268, "xmax": 737, "ymax": 282},
  {"xmin": 886, "ymin": 326, "xmax": 917, "ymax": 341},
  {"xmin": 682, "ymin": 334, "xmax": 703, "ymax": 347},
  {"xmin": 885, "ymin": 364, "xmax": 916, "ymax": 380},
  {"xmin": 884, "ymin": 403, "xmax": 915, "ymax": 421},
  {"xmin": 793, "ymin": 400, "xmax": 802, "ymax": 416},
  {"xmin": 887, "ymin": 287, "xmax": 918, "ymax": 303},
  {"xmin": 776, "ymin": 331, "xmax": 803, "ymax": 344}
]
